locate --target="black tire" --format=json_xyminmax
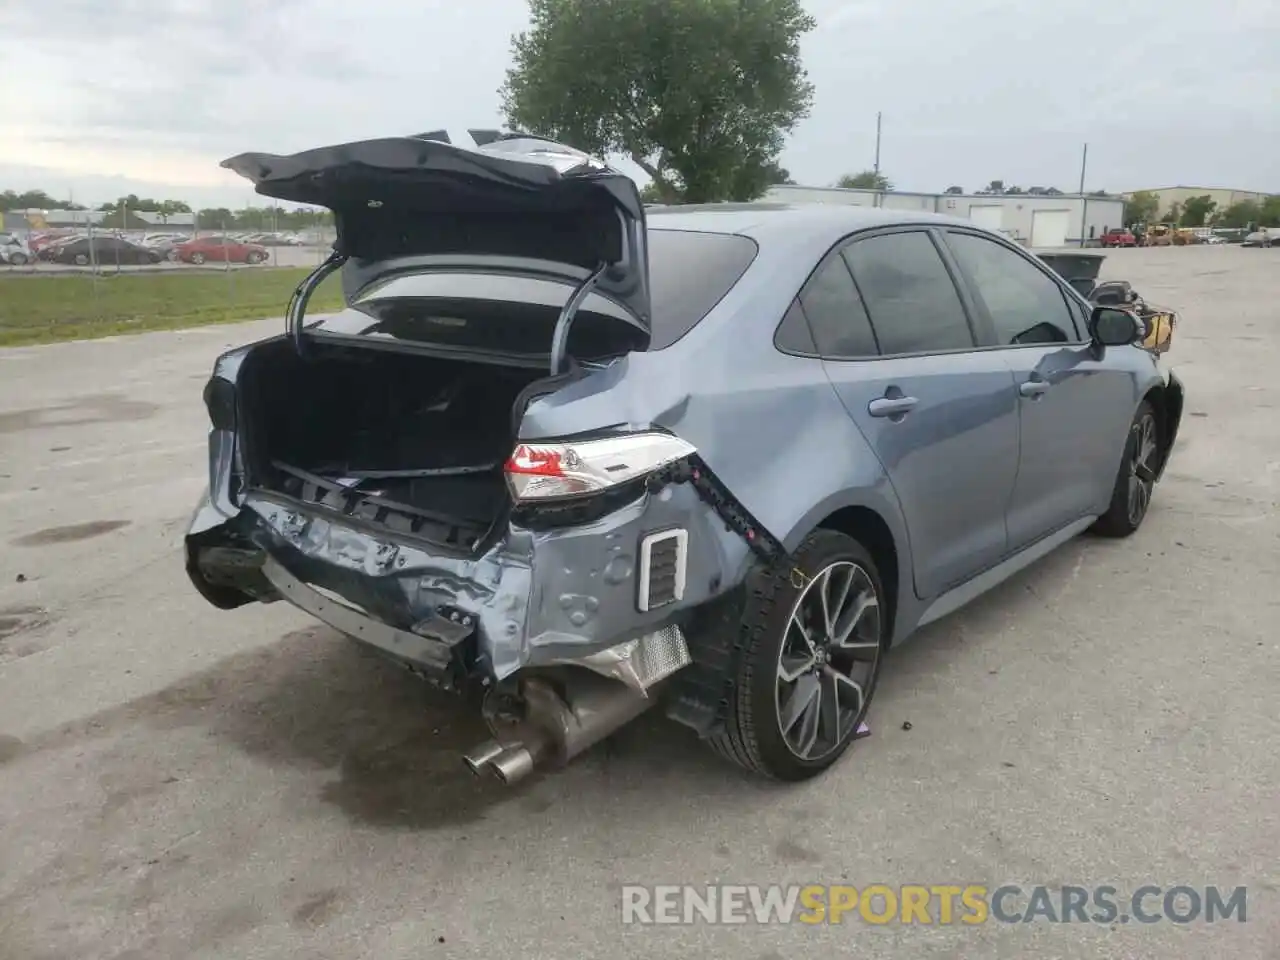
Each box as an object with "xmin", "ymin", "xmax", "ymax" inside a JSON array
[
  {"xmin": 708, "ymin": 529, "xmax": 887, "ymax": 781},
  {"xmin": 1091, "ymin": 401, "xmax": 1159, "ymax": 538},
  {"xmin": 246, "ymin": 251, "xmax": 264, "ymax": 264},
  {"xmin": 190, "ymin": 252, "xmax": 206, "ymax": 265},
  {"xmin": 8, "ymin": 252, "xmax": 28, "ymax": 266}
]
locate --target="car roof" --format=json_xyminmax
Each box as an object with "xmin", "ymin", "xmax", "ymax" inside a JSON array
[{"xmin": 646, "ymin": 201, "xmax": 968, "ymax": 245}]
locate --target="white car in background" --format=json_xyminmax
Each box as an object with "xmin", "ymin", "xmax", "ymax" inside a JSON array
[
  {"xmin": 1242, "ymin": 227, "xmax": 1279, "ymax": 247},
  {"xmin": 0, "ymin": 232, "xmax": 31, "ymax": 265}
]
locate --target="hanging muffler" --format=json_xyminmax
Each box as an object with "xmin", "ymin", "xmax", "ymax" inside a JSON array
[{"xmin": 463, "ymin": 626, "xmax": 691, "ymax": 784}]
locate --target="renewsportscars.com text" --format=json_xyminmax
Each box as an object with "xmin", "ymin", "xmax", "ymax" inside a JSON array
[{"xmin": 621, "ymin": 884, "xmax": 1248, "ymax": 925}]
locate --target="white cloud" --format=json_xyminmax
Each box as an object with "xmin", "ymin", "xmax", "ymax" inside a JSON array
[{"xmin": 1, "ymin": 0, "xmax": 1276, "ymax": 206}]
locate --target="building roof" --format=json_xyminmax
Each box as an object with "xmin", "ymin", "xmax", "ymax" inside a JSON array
[
  {"xmin": 1122, "ymin": 186, "xmax": 1274, "ymax": 196},
  {"xmin": 764, "ymin": 184, "xmax": 1120, "ymax": 202},
  {"xmin": 10, "ymin": 208, "xmax": 107, "ymax": 225}
]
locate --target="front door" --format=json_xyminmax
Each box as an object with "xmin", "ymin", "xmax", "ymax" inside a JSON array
[
  {"xmin": 940, "ymin": 229, "xmax": 1136, "ymax": 549},
  {"xmin": 799, "ymin": 229, "xmax": 1021, "ymax": 599}
]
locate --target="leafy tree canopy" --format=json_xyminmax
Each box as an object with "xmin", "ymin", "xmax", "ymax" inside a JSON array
[
  {"xmin": 1178, "ymin": 194, "xmax": 1217, "ymax": 228},
  {"xmin": 501, "ymin": 0, "xmax": 816, "ymax": 203},
  {"xmin": 836, "ymin": 170, "xmax": 892, "ymax": 191},
  {"xmin": 1123, "ymin": 190, "xmax": 1159, "ymax": 225}
]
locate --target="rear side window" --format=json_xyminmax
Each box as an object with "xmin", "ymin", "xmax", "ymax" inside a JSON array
[
  {"xmin": 648, "ymin": 230, "xmax": 758, "ymax": 349},
  {"xmin": 842, "ymin": 232, "xmax": 974, "ymax": 355},
  {"xmin": 797, "ymin": 254, "xmax": 879, "ymax": 358}
]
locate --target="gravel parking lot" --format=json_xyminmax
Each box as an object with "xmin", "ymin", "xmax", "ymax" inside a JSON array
[{"xmin": 0, "ymin": 245, "xmax": 1276, "ymax": 959}]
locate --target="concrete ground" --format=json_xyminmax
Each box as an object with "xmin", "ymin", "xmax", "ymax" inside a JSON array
[{"xmin": 0, "ymin": 245, "xmax": 1276, "ymax": 959}]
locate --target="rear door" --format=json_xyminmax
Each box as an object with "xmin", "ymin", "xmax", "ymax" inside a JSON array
[
  {"xmin": 806, "ymin": 228, "xmax": 1020, "ymax": 599},
  {"xmin": 941, "ymin": 228, "xmax": 1136, "ymax": 549}
]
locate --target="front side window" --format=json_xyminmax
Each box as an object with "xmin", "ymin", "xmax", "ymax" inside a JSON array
[
  {"xmin": 842, "ymin": 231, "xmax": 974, "ymax": 355},
  {"xmin": 945, "ymin": 232, "xmax": 1080, "ymax": 344}
]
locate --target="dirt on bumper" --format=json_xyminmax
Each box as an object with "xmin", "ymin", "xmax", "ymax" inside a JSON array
[{"xmin": 185, "ymin": 484, "xmax": 750, "ymax": 683}]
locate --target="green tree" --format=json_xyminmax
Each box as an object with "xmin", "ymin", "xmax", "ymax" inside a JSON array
[
  {"xmin": 197, "ymin": 208, "xmax": 236, "ymax": 230},
  {"xmin": 1216, "ymin": 200, "xmax": 1262, "ymax": 229},
  {"xmin": 0, "ymin": 189, "xmax": 62, "ymax": 211},
  {"xmin": 1259, "ymin": 195, "xmax": 1280, "ymax": 227},
  {"xmin": 501, "ymin": 0, "xmax": 816, "ymax": 204},
  {"xmin": 1123, "ymin": 190, "xmax": 1159, "ymax": 225},
  {"xmin": 1178, "ymin": 194, "xmax": 1216, "ymax": 227},
  {"xmin": 1165, "ymin": 201, "xmax": 1182, "ymax": 225},
  {"xmin": 837, "ymin": 170, "xmax": 892, "ymax": 191}
]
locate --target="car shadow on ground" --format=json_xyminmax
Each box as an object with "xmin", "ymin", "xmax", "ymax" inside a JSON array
[
  {"xmin": 21, "ymin": 621, "xmax": 769, "ymax": 831},
  {"xmin": 19, "ymin": 532, "xmax": 1124, "ymax": 834}
]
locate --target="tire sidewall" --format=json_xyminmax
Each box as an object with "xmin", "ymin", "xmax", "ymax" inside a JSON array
[{"xmin": 745, "ymin": 531, "xmax": 886, "ymax": 779}]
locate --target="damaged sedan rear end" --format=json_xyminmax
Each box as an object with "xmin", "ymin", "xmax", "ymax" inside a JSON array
[{"xmin": 185, "ymin": 131, "xmax": 770, "ymax": 783}]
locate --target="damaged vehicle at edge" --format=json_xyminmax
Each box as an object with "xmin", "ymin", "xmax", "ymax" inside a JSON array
[{"xmin": 185, "ymin": 130, "xmax": 1185, "ymax": 785}]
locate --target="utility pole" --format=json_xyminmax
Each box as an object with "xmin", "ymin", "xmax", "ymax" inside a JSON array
[
  {"xmin": 1078, "ymin": 142, "xmax": 1089, "ymax": 247},
  {"xmin": 873, "ymin": 112, "xmax": 883, "ymax": 207}
]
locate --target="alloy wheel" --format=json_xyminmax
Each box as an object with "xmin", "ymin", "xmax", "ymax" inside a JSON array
[
  {"xmin": 775, "ymin": 561, "xmax": 882, "ymax": 761},
  {"xmin": 1128, "ymin": 413, "xmax": 1158, "ymax": 525}
]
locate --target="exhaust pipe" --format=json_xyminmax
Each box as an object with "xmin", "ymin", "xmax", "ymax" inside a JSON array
[{"xmin": 463, "ymin": 671, "xmax": 661, "ymax": 785}]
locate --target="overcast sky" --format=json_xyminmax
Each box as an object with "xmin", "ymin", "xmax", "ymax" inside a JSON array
[{"xmin": 2, "ymin": 0, "xmax": 1276, "ymax": 208}]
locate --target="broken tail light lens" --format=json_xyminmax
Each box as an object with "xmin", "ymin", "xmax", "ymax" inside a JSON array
[{"xmin": 505, "ymin": 432, "xmax": 696, "ymax": 502}]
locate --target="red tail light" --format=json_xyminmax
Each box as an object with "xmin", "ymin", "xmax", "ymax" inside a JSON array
[{"xmin": 504, "ymin": 432, "xmax": 696, "ymax": 502}]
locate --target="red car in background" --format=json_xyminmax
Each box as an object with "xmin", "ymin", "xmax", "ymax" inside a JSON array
[
  {"xmin": 1101, "ymin": 228, "xmax": 1137, "ymax": 248},
  {"xmin": 174, "ymin": 236, "xmax": 269, "ymax": 265}
]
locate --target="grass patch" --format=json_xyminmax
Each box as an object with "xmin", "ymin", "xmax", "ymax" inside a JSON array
[{"xmin": 0, "ymin": 268, "xmax": 345, "ymax": 347}]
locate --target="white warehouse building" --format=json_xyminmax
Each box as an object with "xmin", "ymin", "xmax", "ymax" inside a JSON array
[{"xmin": 762, "ymin": 185, "xmax": 1127, "ymax": 248}]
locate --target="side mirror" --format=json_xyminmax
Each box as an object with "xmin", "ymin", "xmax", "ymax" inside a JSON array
[{"xmin": 1089, "ymin": 306, "xmax": 1141, "ymax": 347}]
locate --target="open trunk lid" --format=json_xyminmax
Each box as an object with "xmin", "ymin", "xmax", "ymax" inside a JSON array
[{"xmin": 221, "ymin": 131, "xmax": 651, "ymax": 351}]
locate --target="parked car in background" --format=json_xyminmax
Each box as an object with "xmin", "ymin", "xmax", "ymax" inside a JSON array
[
  {"xmin": 1101, "ymin": 228, "xmax": 1137, "ymax": 248},
  {"xmin": 248, "ymin": 231, "xmax": 305, "ymax": 246},
  {"xmin": 0, "ymin": 232, "xmax": 31, "ymax": 265},
  {"xmin": 185, "ymin": 133, "xmax": 1185, "ymax": 786},
  {"xmin": 30, "ymin": 231, "xmax": 80, "ymax": 256},
  {"xmin": 174, "ymin": 235, "xmax": 269, "ymax": 264},
  {"xmin": 1242, "ymin": 228, "xmax": 1279, "ymax": 248},
  {"xmin": 48, "ymin": 236, "xmax": 165, "ymax": 265}
]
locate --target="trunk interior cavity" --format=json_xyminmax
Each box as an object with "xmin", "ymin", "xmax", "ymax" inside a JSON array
[{"xmin": 235, "ymin": 340, "xmax": 551, "ymax": 544}]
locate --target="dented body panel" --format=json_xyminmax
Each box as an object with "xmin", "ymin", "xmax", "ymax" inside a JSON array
[{"xmin": 185, "ymin": 196, "xmax": 1182, "ymax": 724}]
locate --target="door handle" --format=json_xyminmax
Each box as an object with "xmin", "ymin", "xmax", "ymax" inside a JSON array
[
  {"xmin": 1018, "ymin": 379, "xmax": 1050, "ymax": 398},
  {"xmin": 868, "ymin": 396, "xmax": 919, "ymax": 418}
]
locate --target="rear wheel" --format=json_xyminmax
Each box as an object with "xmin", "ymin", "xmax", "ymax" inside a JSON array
[
  {"xmin": 190, "ymin": 252, "xmax": 206, "ymax": 264},
  {"xmin": 73, "ymin": 253, "xmax": 89, "ymax": 266},
  {"xmin": 8, "ymin": 252, "xmax": 27, "ymax": 266},
  {"xmin": 709, "ymin": 529, "xmax": 886, "ymax": 781},
  {"xmin": 1092, "ymin": 402, "xmax": 1159, "ymax": 537},
  {"xmin": 246, "ymin": 251, "xmax": 264, "ymax": 264}
]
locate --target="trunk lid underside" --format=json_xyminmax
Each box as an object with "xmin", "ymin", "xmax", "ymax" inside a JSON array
[{"xmin": 221, "ymin": 132, "xmax": 652, "ymax": 341}]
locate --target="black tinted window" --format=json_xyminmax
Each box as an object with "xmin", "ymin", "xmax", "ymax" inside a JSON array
[
  {"xmin": 947, "ymin": 232, "xmax": 1079, "ymax": 344},
  {"xmin": 842, "ymin": 232, "xmax": 973, "ymax": 354},
  {"xmin": 799, "ymin": 254, "xmax": 878, "ymax": 358},
  {"xmin": 774, "ymin": 299, "xmax": 817, "ymax": 354},
  {"xmin": 648, "ymin": 230, "xmax": 758, "ymax": 349}
]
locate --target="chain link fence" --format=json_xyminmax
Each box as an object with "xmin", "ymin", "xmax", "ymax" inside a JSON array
[{"xmin": 0, "ymin": 224, "xmax": 342, "ymax": 347}]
